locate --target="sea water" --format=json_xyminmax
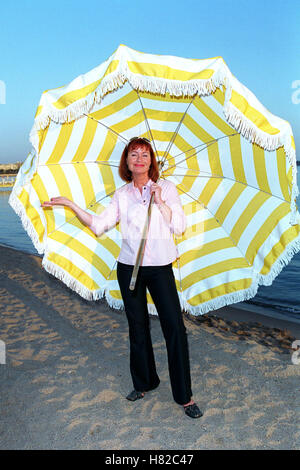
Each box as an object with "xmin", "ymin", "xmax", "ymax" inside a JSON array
[{"xmin": 1, "ymin": 171, "xmax": 300, "ymax": 318}]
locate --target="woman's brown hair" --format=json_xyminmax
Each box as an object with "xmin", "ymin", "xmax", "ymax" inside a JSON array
[{"xmin": 118, "ymin": 138, "xmax": 159, "ymax": 183}]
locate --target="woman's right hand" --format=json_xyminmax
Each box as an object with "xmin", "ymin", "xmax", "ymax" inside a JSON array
[
  {"xmin": 41, "ymin": 197, "xmax": 72, "ymax": 208},
  {"xmin": 40, "ymin": 197, "xmax": 93, "ymax": 230}
]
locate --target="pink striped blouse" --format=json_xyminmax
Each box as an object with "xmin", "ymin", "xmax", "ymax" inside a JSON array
[{"xmin": 89, "ymin": 178, "xmax": 186, "ymax": 266}]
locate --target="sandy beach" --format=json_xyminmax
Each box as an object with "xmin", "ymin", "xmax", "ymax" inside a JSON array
[{"xmin": 0, "ymin": 244, "xmax": 299, "ymax": 450}]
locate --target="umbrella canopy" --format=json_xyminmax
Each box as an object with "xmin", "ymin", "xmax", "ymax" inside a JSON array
[{"xmin": 9, "ymin": 44, "xmax": 300, "ymax": 315}]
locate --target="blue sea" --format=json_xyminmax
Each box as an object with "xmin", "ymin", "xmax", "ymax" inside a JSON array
[{"xmin": 1, "ymin": 172, "xmax": 300, "ymax": 320}]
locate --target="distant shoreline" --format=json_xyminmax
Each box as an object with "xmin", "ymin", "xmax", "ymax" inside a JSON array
[
  {"xmin": 0, "ymin": 162, "xmax": 22, "ymax": 175},
  {"xmin": 1, "ymin": 160, "xmax": 300, "ymax": 169},
  {"xmin": 0, "ymin": 241, "xmax": 299, "ymax": 335}
]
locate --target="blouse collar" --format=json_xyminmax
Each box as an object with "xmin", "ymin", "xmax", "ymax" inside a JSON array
[{"xmin": 128, "ymin": 178, "xmax": 153, "ymax": 191}]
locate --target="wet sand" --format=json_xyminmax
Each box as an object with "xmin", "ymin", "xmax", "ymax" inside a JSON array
[{"xmin": 0, "ymin": 245, "xmax": 299, "ymax": 450}]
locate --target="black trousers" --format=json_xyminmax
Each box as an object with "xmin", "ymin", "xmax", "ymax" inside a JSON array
[{"xmin": 117, "ymin": 261, "xmax": 192, "ymax": 405}]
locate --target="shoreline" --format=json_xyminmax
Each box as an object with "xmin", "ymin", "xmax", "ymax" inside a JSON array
[
  {"xmin": 1, "ymin": 242, "xmax": 300, "ymax": 337},
  {"xmin": 0, "ymin": 243, "xmax": 300, "ymax": 339}
]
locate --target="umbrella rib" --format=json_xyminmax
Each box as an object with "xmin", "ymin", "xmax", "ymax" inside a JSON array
[
  {"xmin": 167, "ymin": 133, "xmax": 239, "ymax": 162},
  {"xmin": 175, "ymin": 244, "xmax": 184, "ymax": 295},
  {"xmin": 163, "ymin": 173, "xmax": 224, "ymax": 178},
  {"xmin": 38, "ymin": 161, "xmax": 120, "ymax": 169},
  {"xmin": 106, "ymin": 259, "xmax": 118, "ymax": 281},
  {"xmin": 160, "ymin": 98, "xmax": 196, "ymax": 166},
  {"xmin": 161, "ymin": 175, "xmax": 252, "ymax": 266},
  {"xmin": 161, "ymin": 172, "xmax": 290, "ymax": 204},
  {"xmin": 88, "ymin": 182, "xmax": 128, "ymax": 207},
  {"xmin": 47, "ymin": 183, "xmax": 128, "ymax": 236},
  {"xmin": 133, "ymin": 88, "xmax": 159, "ymax": 159},
  {"xmin": 83, "ymin": 113, "xmax": 129, "ymax": 145},
  {"xmin": 164, "ymin": 138, "xmax": 220, "ymax": 174}
]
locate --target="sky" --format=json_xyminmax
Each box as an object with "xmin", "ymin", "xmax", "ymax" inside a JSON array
[{"xmin": 0, "ymin": 0, "xmax": 299, "ymax": 163}]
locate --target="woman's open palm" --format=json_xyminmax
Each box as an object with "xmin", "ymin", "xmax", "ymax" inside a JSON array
[{"xmin": 41, "ymin": 197, "xmax": 71, "ymax": 208}]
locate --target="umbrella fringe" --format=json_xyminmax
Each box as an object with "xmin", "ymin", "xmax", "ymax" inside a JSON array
[
  {"xmin": 30, "ymin": 90, "xmax": 99, "ymax": 146},
  {"xmin": 30, "ymin": 60, "xmax": 294, "ymax": 156},
  {"xmin": 104, "ymin": 291, "xmax": 124, "ymax": 311},
  {"xmin": 31, "ymin": 63, "xmax": 227, "ymax": 136},
  {"xmin": 256, "ymin": 232, "xmax": 300, "ymax": 286},
  {"xmin": 28, "ymin": 61, "xmax": 298, "ymax": 226},
  {"xmin": 104, "ymin": 288, "xmax": 159, "ymax": 316},
  {"xmin": 289, "ymin": 151, "xmax": 299, "ymax": 225},
  {"xmin": 123, "ymin": 68, "xmax": 225, "ymax": 98},
  {"xmin": 30, "ymin": 69, "xmax": 126, "ymax": 148},
  {"xmin": 15, "ymin": 150, "xmax": 38, "ymax": 189},
  {"xmin": 180, "ymin": 233, "xmax": 300, "ymax": 316},
  {"xmin": 8, "ymin": 188, "xmax": 45, "ymax": 255},
  {"xmin": 42, "ymin": 256, "xmax": 107, "ymax": 301},
  {"xmin": 224, "ymin": 105, "xmax": 281, "ymax": 150},
  {"xmin": 5, "ymin": 203, "xmax": 298, "ymax": 316},
  {"xmin": 224, "ymin": 99, "xmax": 298, "ymax": 225},
  {"xmin": 32, "ymin": 254, "xmax": 162, "ymax": 316},
  {"xmin": 180, "ymin": 281, "xmax": 260, "ymax": 316},
  {"xmin": 30, "ymin": 69, "xmax": 224, "ymax": 141}
]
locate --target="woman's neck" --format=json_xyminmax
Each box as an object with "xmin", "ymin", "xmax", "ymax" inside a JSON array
[{"xmin": 133, "ymin": 175, "xmax": 150, "ymax": 187}]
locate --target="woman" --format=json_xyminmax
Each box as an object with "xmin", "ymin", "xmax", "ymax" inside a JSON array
[{"xmin": 42, "ymin": 137, "xmax": 202, "ymax": 419}]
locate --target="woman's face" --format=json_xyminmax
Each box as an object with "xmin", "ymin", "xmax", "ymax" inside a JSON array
[{"xmin": 126, "ymin": 144, "xmax": 151, "ymax": 178}]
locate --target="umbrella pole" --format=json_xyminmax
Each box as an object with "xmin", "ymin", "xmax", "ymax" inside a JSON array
[{"xmin": 129, "ymin": 192, "xmax": 155, "ymax": 291}]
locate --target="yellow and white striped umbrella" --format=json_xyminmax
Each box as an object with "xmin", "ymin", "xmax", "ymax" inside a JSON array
[{"xmin": 9, "ymin": 44, "xmax": 300, "ymax": 315}]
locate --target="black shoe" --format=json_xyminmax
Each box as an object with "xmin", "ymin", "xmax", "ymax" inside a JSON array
[
  {"xmin": 183, "ymin": 403, "xmax": 203, "ymax": 419},
  {"xmin": 126, "ymin": 390, "xmax": 145, "ymax": 401}
]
